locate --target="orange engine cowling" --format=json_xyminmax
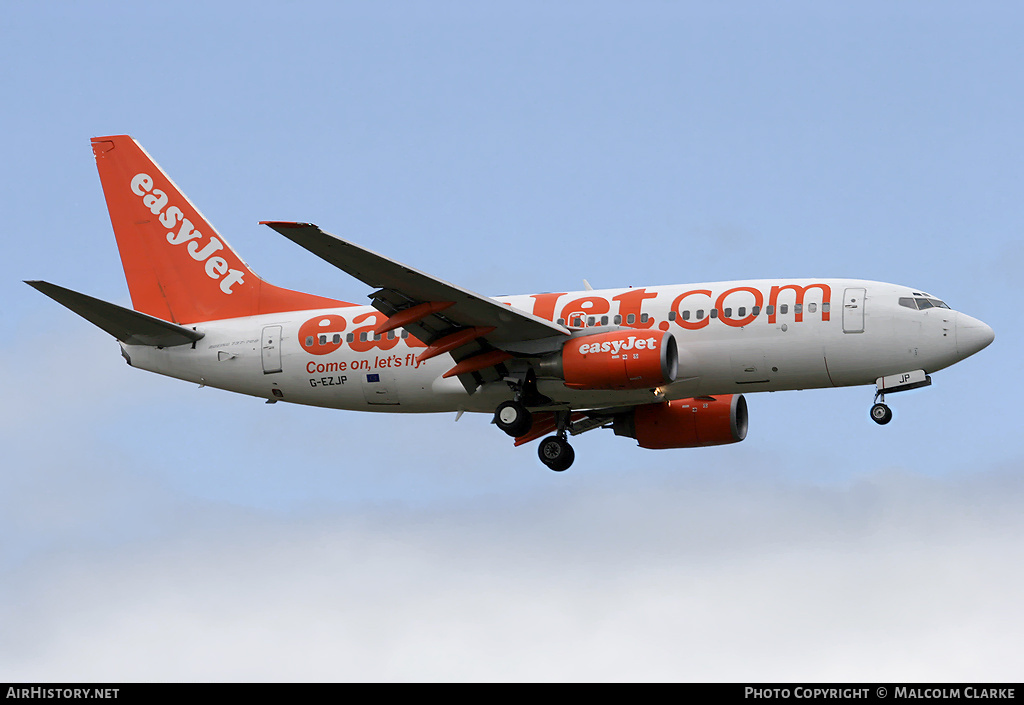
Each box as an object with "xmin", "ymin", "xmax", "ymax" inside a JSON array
[
  {"xmin": 613, "ymin": 395, "xmax": 748, "ymax": 449},
  {"xmin": 556, "ymin": 330, "xmax": 678, "ymax": 390}
]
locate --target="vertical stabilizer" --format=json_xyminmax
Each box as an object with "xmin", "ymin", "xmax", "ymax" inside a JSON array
[{"xmin": 91, "ymin": 135, "xmax": 350, "ymax": 324}]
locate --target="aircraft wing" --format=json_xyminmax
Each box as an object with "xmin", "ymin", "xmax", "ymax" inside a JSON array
[{"xmin": 262, "ymin": 222, "xmax": 570, "ymax": 386}]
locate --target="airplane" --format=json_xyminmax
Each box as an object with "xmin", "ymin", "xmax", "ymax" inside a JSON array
[{"xmin": 27, "ymin": 135, "xmax": 995, "ymax": 471}]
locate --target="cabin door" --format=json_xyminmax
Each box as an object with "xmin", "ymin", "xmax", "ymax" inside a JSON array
[
  {"xmin": 842, "ymin": 288, "xmax": 866, "ymax": 334},
  {"xmin": 262, "ymin": 325, "xmax": 283, "ymax": 374}
]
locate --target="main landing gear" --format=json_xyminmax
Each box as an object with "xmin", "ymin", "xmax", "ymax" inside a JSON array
[
  {"xmin": 537, "ymin": 409, "xmax": 576, "ymax": 471},
  {"xmin": 538, "ymin": 434, "xmax": 575, "ymax": 472},
  {"xmin": 492, "ymin": 371, "xmax": 576, "ymax": 472},
  {"xmin": 493, "ymin": 400, "xmax": 577, "ymax": 471},
  {"xmin": 493, "ymin": 369, "xmax": 541, "ymax": 438},
  {"xmin": 494, "ymin": 400, "xmax": 532, "ymax": 437}
]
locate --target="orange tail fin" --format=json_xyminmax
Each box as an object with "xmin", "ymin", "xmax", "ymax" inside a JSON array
[{"xmin": 91, "ymin": 135, "xmax": 351, "ymax": 324}]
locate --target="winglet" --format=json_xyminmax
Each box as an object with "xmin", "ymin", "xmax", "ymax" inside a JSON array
[{"xmin": 258, "ymin": 221, "xmax": 309, "ymax": 228}]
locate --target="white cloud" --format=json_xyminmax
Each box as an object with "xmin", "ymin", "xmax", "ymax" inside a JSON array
[{"xmin": 2, "ymin": 467, "xmax": 1021, "ymax": 682}]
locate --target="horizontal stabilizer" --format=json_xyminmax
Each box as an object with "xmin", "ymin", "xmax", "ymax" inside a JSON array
[{"xmin": 25, "ymin": 281, "xmax": 205, "ymax": 347}]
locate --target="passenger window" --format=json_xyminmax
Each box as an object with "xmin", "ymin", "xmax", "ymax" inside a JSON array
[
  {"xmin": 682, "ymin": 311, "xmax": 691, "ymax": 321},
  {"xmin": 360, "ymin": 332, "xmax": 367, "ymax": 342},
  {"xmin": 724, "ymin": 308, "xmax": 732, "ymax": 317},
  {"xmin": 808, "ymin": 303, "xmax": 817, "ymax": 313},
  {"xmin": 752, "ymin": 306, "xmax": 760, "ymax": 315},
  {"xmin": 401, "ymin": 330, "xmax": 408, "ymax": 339},
  {"xmin": 305, "ymin": 336, "xmax": 314, "ymax": 347},
  {"xmin": 794, "ymin": 304, "xmax": 802, "ymax": 314},
  {"xmin": 613, "ymin": 315, "xmax": 622, "ymax": 325},
  {"xmin": 696, "ymin": 310, "xmax": 705, "ymax": 320},
  {"xmin": 627, "ymin": 314, "xmax": 636, "ymax": 324},
  {"xmin": 557, "ymin": 318, "xmax": 565, "ymax": 325},
  {"xmin": 347, "ymin": 333, "xmax": 354, "ymax": 343},
  {"xmin": 780, "ymin": 304, "xmax": 789, "ymax": 315},
  {"xmin": 821, "ymin": 303, "xmax": 830, "ymax": 313},
  {"xmin": 587, "ymin": 316, "xmax": 595, "ymax": 326},
  {"xmin": 333, "ymin": 334, "xmax": 341, "ymax": 344},
  {"xmin": 668, "ymin": 311, "xmax": 676, "ymax": 321},
  {"xmin": 600, "ymin": 315, "xmax": 608, "ymax": 326},
  {"xmin": 640, "ymin": 313, "xmax": 649, "ymax": 323},
  {"xmin": 319, "ymin": 335, "xmax": 327, "ymax": 345},
  {"xmin": 737, "ymin": 307, "xmax": 746, "ymax": 317},
  {"xmin": 766, "ymin": 306, "xmax": 775, "ymax": 315},
  {"xmin": 710, "ymin": 309, "xmax": 718, "ymax": 318}
]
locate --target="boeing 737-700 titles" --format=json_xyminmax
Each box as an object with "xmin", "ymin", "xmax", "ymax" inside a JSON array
[{"xmin": 27, "ymin": 136, "xmax": 995, "ymax": 471}]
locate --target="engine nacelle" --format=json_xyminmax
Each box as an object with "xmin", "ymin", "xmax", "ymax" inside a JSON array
[
  {"xmin": 613, "ymin": 395, "xmax": 748, "ymax": 449},
  {"xmin": 537, "ymin": 330, "xmax": 678, "ymax": 391}
]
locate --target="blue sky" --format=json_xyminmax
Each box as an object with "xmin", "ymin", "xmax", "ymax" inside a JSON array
[{"xmin": 2, "ymin": 1, "xmax": 1021, "ymax": 681}]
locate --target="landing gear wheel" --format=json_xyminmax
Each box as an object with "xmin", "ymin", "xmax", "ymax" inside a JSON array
[
  {"xmin": 494, "ymin": 400, "xmax": 532, "ymax": 437},
  {"xmin": 538, "ymin": 435, "xmax": 575, "ymax": 472},
  {"xmin": 870, "ymin": 403, "xmax": 893, "ymax": 425}
]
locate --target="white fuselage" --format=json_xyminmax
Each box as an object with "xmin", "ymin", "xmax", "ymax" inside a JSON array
[{"xmin": 121, "ymin": 278, "xmax": 985, "ymax": 414}]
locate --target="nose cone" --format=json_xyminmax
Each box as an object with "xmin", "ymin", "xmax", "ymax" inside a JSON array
[{"xmin": 956, "ymin": 312, "xmax": 995, "ymax": 358}]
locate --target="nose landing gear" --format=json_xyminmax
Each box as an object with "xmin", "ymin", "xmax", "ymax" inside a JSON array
[
  {"xmin": 869, "ymin": 370, "xmax": 932, "ymax": 426},
  {"xmin": 870, "ymin": 398, "xmax": 893, "ymax": 425}
]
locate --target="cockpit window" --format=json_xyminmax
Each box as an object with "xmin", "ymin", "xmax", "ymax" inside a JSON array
[{"xmin": 899, "ymin": 296, "xmax": 951, "ymax": 311}]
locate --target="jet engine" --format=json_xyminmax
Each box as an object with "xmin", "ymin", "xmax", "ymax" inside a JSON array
[
  {"xmin": 613, "ymin": 395, "xmax": 748, "ymax": 449},
  {"xmin": 536, "ymin": 330, "xmax": 678, "ymax": 390}
]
